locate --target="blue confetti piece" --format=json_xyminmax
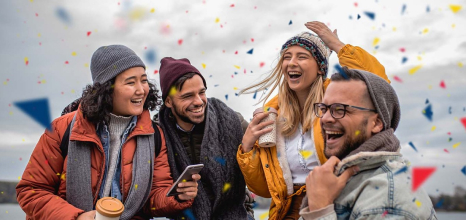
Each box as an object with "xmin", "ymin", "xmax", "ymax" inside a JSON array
[
  {"xmin": 144, "ymin": 48, "xmax": 156, "ymax": 64},
  {"xmin": 357, "ymin": 14, "xmax": 361, "ymax": 20},
  {"xmin": 425, "ymin": 99, "xmax": 429, "ymax": 104},
  {"xmin": 401, "ymin": 4, "xmax": 407, "ymax": 15},
  {"xmin": 374, "ymin": 45, "xmax": 379, "ymax": 50},
  {"xmin": 289, "ymin": 20, "xmax": 293, "ymax": 25},
  {"xmin": 247, "ymin": 48, "xmax": 254, "ymax": 54},
  {"xmin": 235, "ymin": 93, "xmax": 239, "ymax": 96},
  {"xmin": 423, "ymin": 104, "xmax": 433, "ymax": 121},
  {"xmin": 214, "ymin": 84, "xmax": 219, "ymax": 87},
  {"xmin": 334, "ymin": 64, "xmax": 348, "ymax": 79},
  {"xmin": 215, "ymin": 157, "xmax": 226, "ymax": 166},
  {"xmin": 448, "ymin": 137, "xmax": 452, "ymax": 142},
  {"xmin": 14, "ymin": 98, "xmax": 52, "ymax": 131},
  {"xmin": 182, "ymin": 209, "xmax": 196, "ymax": 220},
  {"xmin": 56, "ymin": 7, "xmax": 71, "ymax": 25},
  {"xmin": 426, "ymin": 5, "xmax": 430, "ymax": 13},
  {"xmin": 394, "ymin": 166, "xmax": 408, "ymax": 176},
  {"xmin": 253, "ymin": 91, "xmax": 257, "ymax": 99},
  {"xmin": 402, "ymin": 57, "xmax": 408, "ymax": 64},
  {"xmin": 209, "ymin": 75, "xmax": 213, "ymax": 78},
  {"xmin": 435, "ymin": 198, "xmax": 444, "ymax": 208},
  {"xmin": 349, "ymin": 15, "xmax": 353, "ymax": 20},
  {"xmin": 234, "ymin": 72, "xmax": 238, "ymax": 75},
  {"xmin": 408, "ymin": 142, "xmax": 418, "ymax": 152},
  {"xmin": 449, "ymin": 106, "xmax": 452, "ymax": 114},
  {"xmin": 363, "ymin": 11, "xmax": 375, "ymax": 20},
  {"xmin": 461, "ymin": 166, "xmax": 466, "ymax": 176},
  {"xmin": 225, "ymin": 94, "xmax": 228, "ymax": 100}
]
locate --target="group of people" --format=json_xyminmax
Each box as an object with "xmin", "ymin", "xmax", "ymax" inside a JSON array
[{"xmin": 16, "ymin": 21, "xmax": 437, "ymax": 220}]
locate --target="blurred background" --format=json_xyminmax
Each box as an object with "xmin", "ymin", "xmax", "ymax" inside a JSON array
[{"xmin": 0, "ymin": 0, "xmax": 465, "ymax": 219}]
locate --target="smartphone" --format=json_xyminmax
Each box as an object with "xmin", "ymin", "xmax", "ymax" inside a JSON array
[{"xmin": 166, "ymin": 164, "xmax": 204, "ymax": 197}]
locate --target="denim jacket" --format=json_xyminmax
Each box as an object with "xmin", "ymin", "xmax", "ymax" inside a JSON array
[
  {"xmin": 300, "ymin": 151, "xmax": 437, "ymax": 220},
  {"xmin": 97, "ymin": 116, "xmax": 137, "ymax": 201}
]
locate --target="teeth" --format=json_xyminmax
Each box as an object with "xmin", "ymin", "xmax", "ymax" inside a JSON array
[
  {"xmin": 190, "ymin": 107, "xmax": 203, "ymax": 113},
  {"xmin": 131, "ymin": 99, "xmax": 142, "ymax": 103},
  {"xmin": 326, "ymin": 131, "xmax": 343, "ymax": 135},
  {"xmin": 288, "ymin": 72, "xmax": 302, "ymax": 76}
]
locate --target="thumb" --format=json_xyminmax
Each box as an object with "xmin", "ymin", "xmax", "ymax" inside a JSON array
[
  {"xmin": 333, "ymin": 29, "xmax": 338, "ymax": 37},
  {"xmin": 339, "ymin": 166, "xmax": 358, "ymax": 183}
]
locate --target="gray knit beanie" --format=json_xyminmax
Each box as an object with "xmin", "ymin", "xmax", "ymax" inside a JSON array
[
  {"xmin": 90, "ymin": 45, "xmax": 145, "ymax": 84},
  {"xmin": 349, "ymin": 69, "xmax": 401, "ymax": 131}
]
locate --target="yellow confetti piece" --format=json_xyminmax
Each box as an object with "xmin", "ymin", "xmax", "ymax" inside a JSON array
[
  {"xmin": 41, "ymin": 80, "xmax": 46, "ymax": 84},
  {"xmin": 148, "ymin": 160, "xmax": 151, "ymax": 164},
  {"xmin": 453, "ymin": 142, "xmax": 461, "ymax": 149},
  {"xmin": 71, "ymin": 89, "xmax": 75, "ymax": 93},
  {"xmin": 426, "ymin": 141, "xmax": 430, "ymax": 145},
  {"xmin": 300, "ymin": 150, "xmax": 313, "ymax": 159},
  {"xmin": 431, "ymin": 126, "xmax": 436, "ymax": 131},
  {"xmin": 417, "ymin": 56, "xmax": 422, "ymax": 61},
  {"xmin": 259, "ymin": 211, "xmax": 269, "ymax": 220},
  {"xmin": 30, "ymin": 0, "xmax": 33, "ymax": 2},
  {"xmin": 233, "ymin": 87, "xmax": 238, "ymax": 90},
  {"xmin": 234, "ymin": 65, "xmax": 240, "ymax": 69},
  {"xmin": 372, "ymin": 37, "xmax": 380, "ymax": 47},
  {"xmin": 415, "ymin": 199, "xmax": 422, "ymax": 207},
  {"xmin": 150, "ymin": 8, "xmax": 155, "ymax": 13},
  {"xmin": 71, "ymin": 52, "xmax": 77, "ymax": 56},
  {"xmin": 56, "ymin": 173, "xmax": 60, "ymax": 176},
  {"xmin": 449, "ymin": 5, "xmax": 462, "ymax": 14},
  {"xmin": 355, "ymin": 130, "xmax": 360, "ymax": 136},
  {"xmin": 392, "ymin": 27, "xmax": 397, "ymax": 31},
  {"xmin": 135, "ymin": 184, "xmax": 138, "ymax": 190},
  {"xmin": 458, "ymin": 62, "xmax": 463, "ymax": 67},
  {"xmin": 409, "ymin": 65, "xmax": 422, "ymax": 75},
  {"xmin": 18, "ymin": 176, "xmax": 21, "ymax": 180},
  {"xmin": 169, "ymin": 86, "xmax": 177, "ymax": 96},
  {"xmin": 84, "ymin": 63, "xmax": 89, "ymax": 67},
  {"xmin": 151, "ymin": 207, "xmax": 156, "ymax": 210},
  {"xmin": 422, "ymin": 28, "xmax": 429, "ymax": 34},
  {"xmin": 24, "ymin": 57, "xmax": 29, "ymax": 63},
  {"xmin": 22, "ymin": 139, "xmax": 25, "ymax": 142},
  {"xmin": 38, "ymin": 33, "xmax": 41, "ymax": 37},
  {"xmin": 182, "ymin": 179, "xmax": 187, "ymax": 182},
  {"xmin": 215, "ymin": 17, "xmax": 220, "ymax": 23},
  {"xmin": 5, "ymin": 211, "xmax": 8, "ymax": 214},
  {"xmin": 222, "ymin": 183, "xmax": 231, "ymax": 193},
  {"xmin": 130, "ymin": 8, "xmax": 146, "ymax": 21},
  {"xmin": 428, "ymin": 85, "xmax": 432, "ymax": 89},
  {"xmin": 202, "ymin": 63, "xmax": 206, "ymax": 69},
  {"xmin": 60, "ymin": 173, "xmax": 66, "ymax": 181},
  {"xmin": 3, "ymin": 81, "xmax": 7, "ymax": 85},
  {"xmin": 452, "ymin": 24, "xmax": 456, "ymax": 28}
]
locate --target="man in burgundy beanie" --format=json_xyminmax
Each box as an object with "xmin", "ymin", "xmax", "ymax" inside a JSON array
[{"xmin": 157, "ymin": 57, "xmax": 254, "ymax": 220}]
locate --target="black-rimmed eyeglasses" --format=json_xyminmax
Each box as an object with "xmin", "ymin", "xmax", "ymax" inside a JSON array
[{"xmin": 314, "ymin": 103, "xmax": 376, "ymax": 119}]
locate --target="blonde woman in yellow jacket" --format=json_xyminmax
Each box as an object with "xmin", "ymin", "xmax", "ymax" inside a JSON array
[{"xmin": 237, "ymin": 21, "xmax": 390, "ymax": 220}]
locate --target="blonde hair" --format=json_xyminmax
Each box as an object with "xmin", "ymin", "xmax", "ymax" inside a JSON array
[{"xmin": 239, "ymin": 54, "xmax": 325, "ymax": 136}]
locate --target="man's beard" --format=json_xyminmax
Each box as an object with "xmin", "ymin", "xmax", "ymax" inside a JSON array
[
  {"xmin": 171, "ymin": 101, "xmax": 205, "ymax": 125},
  {"xmin": 324, "ymin": 117, "xmax": 369, "ymax": 160}
]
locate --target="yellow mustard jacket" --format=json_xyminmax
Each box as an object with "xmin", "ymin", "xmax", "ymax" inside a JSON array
[{"xmin": 236, "ymin": 44, "xmax": 390, "ymax": 220}]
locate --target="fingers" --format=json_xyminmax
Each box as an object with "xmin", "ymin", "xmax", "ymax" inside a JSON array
[
  {"xmin": 339, "ymin": 166, "xmax": 358, "ymax": 183},
  {"xmin": 333, "ymin": 29, "xmax": 338, "ymax": 36},
  {"xmin": 323, "ymin": 156, "xmax": 341, "ymax": 168},
  {"xmin": 252, "ymin": 112, "xmax": 269, "ymax": 124},
  {"xmin": 191, "ymin": 174, "xmax": 201, "ymax": 181}
]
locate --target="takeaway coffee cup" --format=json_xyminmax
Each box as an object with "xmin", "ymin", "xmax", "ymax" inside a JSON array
[
  {"xmin": 95, "ymin": 197, "xmax": 124, "ymax": 220},
  {"xmin": 253, "ymin": 107, "xmax": 278, "ymax": 147}
]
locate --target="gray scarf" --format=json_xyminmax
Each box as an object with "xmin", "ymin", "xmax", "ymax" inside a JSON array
[
  {"xmin": 159, "ymin": 98, "xmax": 247, "ymax": 220},
  {"xmin": 66, "ymin": 113, "xmax": 155, "ymax": 220}
]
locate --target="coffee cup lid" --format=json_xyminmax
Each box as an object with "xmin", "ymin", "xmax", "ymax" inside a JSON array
[
  {"xmin": 96, "ymin": 197, "xmax": 124, "ymax": 217},
  {"xmin": 253, "ymin": 107, "xmax": 277, "ymax": 116}
]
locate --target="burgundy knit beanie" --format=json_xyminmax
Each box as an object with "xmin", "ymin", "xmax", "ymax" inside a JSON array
[{"xmin": 159, "ymin": 57, "xmax": 205, "ymax": 101}]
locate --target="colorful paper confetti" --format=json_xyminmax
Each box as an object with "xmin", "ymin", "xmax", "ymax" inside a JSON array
[
  {"xmin": 222, "ymin": 183, "xmax": 231, "ymax": 193},
  {"xmin": 449, "ymin": 5, "xmax": 462, "ymax": 14},
  {"xmin": 453, "ymin": 142, "xmax": 461, "ymax": 149},
  {"xmin": 409, "ymin": 142, "xmax": 418, "ymax": 152},
  {"xmin": 14, "ymin": 98, "xmax": 52, "ymax": 131},
  {"xmin": 364, "ymin": 11, "xmax": 375, "ymax": 20},
  {"xmin": 412, "ymin": 167, "xmax": 436, "ymax": 192},
  {"xmin": 409, "ymin": 65, "xmax": 422, "ymax": 75},
  {"xmin": 247, "ymin": 48, "xmax": 254, "ymax": 54}
]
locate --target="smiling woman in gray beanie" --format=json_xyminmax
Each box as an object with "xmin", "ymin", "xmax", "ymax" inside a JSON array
[
  {"xmin": 16, "ymin": 45, "xmax": 200, "ymax": 220},
  {"xmin": 237, "ymin": 21, "xmax": 391, "ymax": 219}
]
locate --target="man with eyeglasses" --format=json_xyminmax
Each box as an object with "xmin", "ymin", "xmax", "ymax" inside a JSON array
[{"xmin": 299, "ymin": 67, "xmax": 437, "ymax": 219}]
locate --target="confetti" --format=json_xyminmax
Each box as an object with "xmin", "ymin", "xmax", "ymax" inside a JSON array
[
  {"xmin": 202, "ymin": 63, "xmax": 206, "ymax": 69},
  {"xmin": 435, "ymin": 198, "xmax": 444, "ymax": 208},
  {"xmin": 289, "ymin": 20, "xmax": 292, "ymax": 25},
  {"xmin": 412, "ymin": 167, "xmax": 436, "ymax": 192},
  {"xmin": 415, "ymin": 199, "xmax": 422, "ymax": 207},
  {"xmin": 247, "ymin": 48, "xmax": 254, "ymax": 54},
  {"xmin": 409, "ymin": 65, "xmax": 422, "ymax": 75},
  {"xmin": 182, "ymin": 209, "xmax": 195, "ymax": 220},
  {"xmin": 225, "ymin": 94, "xmax": 228, "ymax": 100},
  {"xmin": 222, "ymin": 183, "xmax": 231, "ymax": 193},
  {"xmin": 300, "ymin": 150, "xmax": 313, "ymax": 159},
  {"xmin": 409, "ymin": 142, "xmax": 418, "ymax": 152},
  {"xmin": 461, "ymin": 166, "xmax": 466, "ymax": 176},
  {"xmin": 393, "ymin": 75, "xmax": 402, "ymax": 83},
  {"xmin": 150, "ymin": 8, "xmax": 155, "ymax": 13},
  {"xmin": 259, "ymin": 211, "xmax": 269, "ymax": 220},
  {"xmin": 363, "ymin": 11, "xmax": 375, "ymax": 20},
  {"xmin": 399, "ymin": 48, "xmax": 406, "ymax": 52},
  {"xmin": 71, "ymin": 52, "xmax": 77, "ymax": 56},
  {"xmin": 394, "ymin": 166, "xmax": 408, "ymax": 175},
  {"xmin": 230, "ymin": 4, "xmax": 235, "ymax": 7},
  {"xmin": 422, "ymin": 104, "xmax": 433, "ymax": 121},
  {"xmin": 253, "ymin": 91, "xmax": 257, "ymax": 99},
  {"xmin": 439, "ymin": 80, "xmax": 446, "ymax": 89},
  {"xmin": 56, "ymin": 7, "xmax": 71, "ymax": 25},
  {"xmin": 215, "ymin": 17, "xmax": 220, "ymax": 23},
  {"xmin": 145, "ymin": 49, "xmax": 156, "ymax": 64},
  {"xmin": 357, "ymin": 14, "xmax": 361, "ymax": 20},
  {"xmin": 381, "ymin": 210, "xmax": 388, "ymax": 217},
  {"xmin": 426, "ymin": 6, "xmax": 430, "ymax": 13},
  {"xmin": 24, "ymin": 57, "xmax": 29, "ymax": 66},
  {"xmin": 135, "ymin": 184, "xmax": 138, "ymax": 190},
  {"xmin": 334, "ymin": 64, "xmax": 348, "ymax": 79},
  {"xmin": 87, "ymin": 31, "xmax": 91, "ymax": 36},
  {"xmin": 215, "ymin": 157, "xmax": 226, "ymax": 166},
  {"xmin": 260, "ymin": 62, "xmax": 265, "ymax": 68},
  {"xmin": 372, "ymin": 37, "xmax": 380, "ymax": 47},
  {"xmin": 449, "ymin": 5, "xmax": 462, "ymax": 14},
  {"xmin": 431, "ymin": 126, "xmax": 436, "ymax": 131},
  {"xmin": 169, "ymin": 86, "xmax": 177, "ymax": 96},
  {"xmin": 422, "ymin": 28, "xmax": 429, "ymax": 34},
  {"xmin": 402, "ymin": 57, "xmax": 408, "ymax": 64},
  {"xmin": 453, "ymin": 142, "xmax": 461, "ymax": 149},
  {"xmin": 234, "ymin": 65, "xmax": 240, "ymax": 69},
  {"xmin": 444, "ymin": 149, "xmax": 449, "ymax": 153},
  {"xmin": 460, "ymin": 117, "xmax": 466, "ymax": 131},
  {"xmin": 355, "ymin": 130, "xmax": 360, "ymax": 136},
  {"xmin": 14, "ymin": 98, "xmax": 52, "ymax": 131},
  {"xmin": 401, "ymin": 4, "xmax": 406, "ymax": 15},
  {"xmin": 178, "ymin": 39, "xmax": 183, "ymax": 45}
]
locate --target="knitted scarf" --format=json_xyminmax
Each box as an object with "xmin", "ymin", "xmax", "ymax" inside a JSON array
[
  {"xmin": 66, "ymin": 113, "xmax": 155, "ymax": 220},
  {"xmin": 159, "ymin": 98, "xmax": 247, "ymax": 220}
]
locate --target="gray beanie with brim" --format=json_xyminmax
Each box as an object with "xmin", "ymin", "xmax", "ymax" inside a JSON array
[{"xmin": 351, "ymin": 69, "xmax": 401, "ymax": 131}]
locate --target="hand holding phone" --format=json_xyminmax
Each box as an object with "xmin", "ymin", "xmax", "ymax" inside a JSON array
[{"xmin": 167, "ymin": 164, "xmax": 204, "ymax": 197}]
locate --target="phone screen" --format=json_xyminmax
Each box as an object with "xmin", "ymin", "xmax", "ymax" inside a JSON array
[{"xmin": 166, "ymin": 164, "xmax": 204, "ymax": 197}]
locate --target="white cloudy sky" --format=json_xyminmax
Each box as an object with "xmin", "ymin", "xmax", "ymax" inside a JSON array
[{"xmin": 0, "ymin": 0, "xmax": 465, "ymax": 197}]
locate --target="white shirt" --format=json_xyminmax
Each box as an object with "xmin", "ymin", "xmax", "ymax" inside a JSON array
[{"xmin": 285, "ymin": 124, "xmax": 319, "ymax": 184}]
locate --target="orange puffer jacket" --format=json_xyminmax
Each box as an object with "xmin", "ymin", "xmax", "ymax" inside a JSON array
[{"xmin": 16, "ymin": 107, "xmax": 192, "ymax": 220}]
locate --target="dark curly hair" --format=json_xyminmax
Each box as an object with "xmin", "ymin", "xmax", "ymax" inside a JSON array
[{"xmin": 80, "ymin": 79, "xmax": 161, "ymax": 125}]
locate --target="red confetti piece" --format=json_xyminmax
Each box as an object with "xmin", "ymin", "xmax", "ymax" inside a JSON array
[
  {"xmin": 231, "ymin": 75, "xmax": 234, "ymax": 78},
  {"xmin": 144, "ymin": 46, "xmax": 147, "ymax": 49},
  {"xmin": 234, "ymin": 51, "xmax": 238, "ymax": 54},
  {"xmin": 39, "ymin": 42, "xmax": 42, "ymax": 46},
  {"xmin": 354, "ymin": 2, "xmax": 358, "ymax": 7},
  {"xmin": 260, "ymin": 62, "xmax": 265, "ymax": 68},
  {"xmin": 460, "ymin": 117, "xmax": 466, "ymax": 131},
  {"xmin": 254, "ymin": 6, "xmax": 257, "ymax": 9},
  {"xmin": 399, "ymin": 48, "xmax": 405, "ymax": 52},
  {"xmin": 19, "ymin": 157, "xmax": 22, "ymax": 161},
  {"xmin": 61, "ymin": 92, "xmax": 64, "ymax": 95},
  {"xmin": 35, "ymin": 13, "xmax": 38, "ymax": 17},
  {"xmin": 230, "ymin": 4, "xmax": 235, "ymax": 7},
  {"xmin": 178, "ymin": 39, "xmax": 183, "ymax": 45},
  {"xmin": 45, "ymin": 160, "xmax": 49, "ymax": 165},
  {"xmin": 381, "ymin": 210, "xmax": 388, "ymax": 217},
  {"xmin": 447, "ymin": 132, "xmax": 451, "ymax": 135},
  {"xmin": 444, "ymin": 148, "xmax": 449, "ymax": 153},
  {"xmin": 222, "ymin": 50, "xmax": 225, "ymax": 53},
  {"xmin": 186, "ymin": 10, "xmax": 189, "ymax": 13},
  {"xmin": 118, "ymin": 2, "xmax": 120, "ymax": 5},
  {"xmin": 154, "ymin": 70, "xmax": 159, "ymax": 74},
  {"xmin": 439, "ymin": 80, "xmax": 446, "ymax": 89},
  {"xmin": 65, "ymin": 61, "xmax": 69, "ymax": 64},
  {"xmin": 412, "ymin": 167, "xmax": 436, "ymax": 192},
  {"xmin": 393, "ymin": 75, "xmax": 403, "ymax": 83},
  {"xmin": 251, "ymin": 38, "xmax": 254, "ymax": 42},
  {"xmin": 244, "ymin": 69, "xmax": 246, "ymax": 74},
  {"xmin": 220, "ymin": 24, "xmax": 223, "ymax": 28},
  {"xmin": 87, "ymin": 31, "xmax": 91, "ymax": 36},
  {"xmin": 25, "ymin": 61, "xmax": 29, "ymax": 66}
]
